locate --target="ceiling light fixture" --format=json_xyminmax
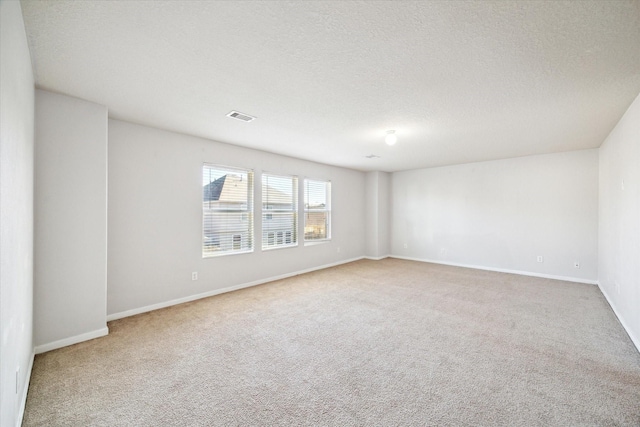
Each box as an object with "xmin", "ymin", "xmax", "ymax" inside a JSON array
[{"xmin": 385, "ymin": 130, "xmax": 397, "ymax": 146}]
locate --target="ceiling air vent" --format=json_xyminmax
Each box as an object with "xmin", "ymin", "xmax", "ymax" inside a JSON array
[{"xmin": 226, "ymin": 110, "xmax": 256, "ymax": 122}]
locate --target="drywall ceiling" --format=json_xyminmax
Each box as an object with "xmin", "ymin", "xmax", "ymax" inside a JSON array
[{"xmin": 21, "ymin": 0, "xmax": 640, "ymax": 172}]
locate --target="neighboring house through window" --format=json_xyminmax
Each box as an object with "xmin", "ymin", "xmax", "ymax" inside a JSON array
[
  {"xmin": 262, "ymin": 173, "xmax": 298, "ymax": 249},
  {"xmin": 304, "ymin": 179, "xmax": 331, "ymax": 242},
  {"xmin": 202, "ymin": 164, "xmax": 254, "ymax": 257}
]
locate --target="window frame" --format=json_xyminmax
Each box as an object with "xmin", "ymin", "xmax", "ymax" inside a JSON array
[
  {"xmin": 261, "ymin": 172, "xmax": 299, "ymax": 251},
  {"xmin": 202, "ymin": 163, "xmax": 254, "ymax": 258},
  {"xmin": 303, "ymin": 178, "xmax": 331, "ymax": 244}
]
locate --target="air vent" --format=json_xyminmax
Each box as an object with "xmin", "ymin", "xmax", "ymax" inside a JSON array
[{"xmin": 226, "ymin": 110, "xmax": 256, "ymax": 122}]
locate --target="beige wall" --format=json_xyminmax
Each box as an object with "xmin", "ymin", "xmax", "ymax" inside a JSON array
[
  {"xmin": 391, "ymin": 150, "xmax": 599, "ymax": 283},
  {"xmin": 365, "ymin": 171, "xmax": 390, "ymax": 259},
  {"xmin": 599, "ymin": 92, "xmax": 640, "ymax": 350},
  {"xmin": 0, "ymin": 1, "xmax": 35, "ymax": 425},
  {"xmin": 107, "ymin": 119, "xmax": 366, "ymax": 318},
  {"xmin": 34, "ymin": 90, "xmax": 108, "ymax": 352}
]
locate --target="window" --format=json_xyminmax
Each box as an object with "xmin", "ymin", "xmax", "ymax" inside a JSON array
[
  {"xmin": 262, "ymin": 173, "xmax": 298, "ymax": 249},
  {"xmin": 202, "ymin": 164, "xmax": 253, "ymax": 257},
  {"xmin": 304, "ymin": 179, "xmax": 331, "ymax": 242}
]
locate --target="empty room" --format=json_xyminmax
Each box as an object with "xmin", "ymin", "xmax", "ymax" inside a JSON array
[{"xmin": 2, "ymin": 0, "xmax": 639, "ymax": 426}]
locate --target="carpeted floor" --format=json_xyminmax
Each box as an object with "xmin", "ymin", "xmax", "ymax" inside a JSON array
[{"xmin": 23, "ymin": 258, "xmax": 640, "ymax": 426}]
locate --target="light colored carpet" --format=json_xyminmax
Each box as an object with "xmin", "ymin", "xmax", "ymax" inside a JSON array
[{"xmin": 23, "ymin": 258, "xmax": 640, "ymax": 426}]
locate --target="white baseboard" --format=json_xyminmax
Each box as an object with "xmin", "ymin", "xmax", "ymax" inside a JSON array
[
  {"xmin": 598, "ymin": 283, "xmax": 640, "ymax": 353},
  {"xmin": 107, "ymin": 256, "xmax": 365, "ymax": 322},
  {"xmin": 364, "ymin": 255, "xmax": 390, "ymax": 261},
  {"xmin": 34, "ymin": 327, "xmax": 109, "ymax": 354},
  {"xmin": 390, "ymin": 255, "xmax": 599, "ymax": 285},
  {"xmin": 16, "ymin": 350, "xmax": 35, "ymax": 427}
]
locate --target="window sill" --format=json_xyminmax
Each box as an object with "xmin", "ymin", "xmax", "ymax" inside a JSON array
[
  {"xmin": 304, "ymin": 239, "xmax": 331, "ymax": 247},
  {"xmin": 262, "ymin": 243, "xmax": 299, "ymax": 252},
  {"xmin": 203, "ymin": 249, "xmax": 254, "ymax": 258}
]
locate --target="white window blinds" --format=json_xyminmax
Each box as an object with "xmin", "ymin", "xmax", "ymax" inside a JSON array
[
  {"xmin": 202, "ymin": 164, "xmax": 254, "ymax": 257},
  {"xmin": 304, "ymin": 179, "xmax": 331, "ymax": 242},
  {"xmin": 262, "ymin": 173, "xmax": 298, "ymax": 249}
]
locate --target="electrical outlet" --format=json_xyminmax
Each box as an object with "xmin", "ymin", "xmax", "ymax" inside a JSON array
[
  {"xmin": 16, "ymin": 367, "xmax": 20, "ymax": 394},
  {"xmin": 574, "ymin": 261, "xmax": 580, "ymax": 269},
  {"xmin": 337, "ymin": 247, "xmax": 341, "ymax": 253},
  {"xmin": 615, "ymin": 282, "xmax": 620, "ymax": 294},
  {"xmin": 537, "ymin": 256, "xmax": 543, "ymax": 263},
  {"xmin": 191, "ymin": 272, "xmax": 198, "ymax": 281},
  {"xmin": 403, "ymin": 243, "xmax": 408, "ymax": 249}
]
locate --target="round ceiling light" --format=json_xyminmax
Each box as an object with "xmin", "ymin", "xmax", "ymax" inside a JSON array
[{"xmin": 385, "ymin": 130, "xmax": 397, "ymax": 146}]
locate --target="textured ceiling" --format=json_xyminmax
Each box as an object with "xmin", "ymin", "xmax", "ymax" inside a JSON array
[{"xmin": 21, "ymin": 0, "xmax": 640, "ymax": 172}]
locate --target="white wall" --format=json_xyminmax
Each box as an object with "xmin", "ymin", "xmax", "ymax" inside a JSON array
[
  {"xmin": 34, "ymin": 90, "xmax": 108, "ymax": 352},
  {"xmin": 365, "ymin": 171, "xmax": 390, "ymax": 259},
  {"xmin": 599, "ymin": 92, "xmax": 640, "ymax": 350},
  {"xmin": 0, "ymin": 1, "xmax": 34, "ymax": 425},
  {"xmin": 107, "ymin": 120, "xmax": 366, "ymax": 317},
  {"xmin": 391, "ymin": 150, "xmax": 599, "ymax": 283}
]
